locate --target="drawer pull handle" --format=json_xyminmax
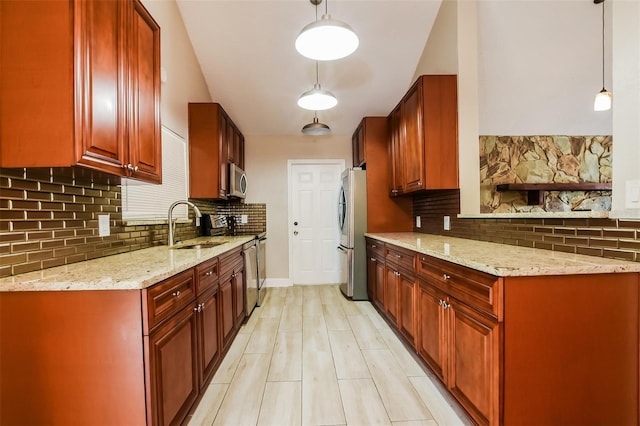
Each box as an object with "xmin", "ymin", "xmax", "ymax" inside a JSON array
[
  {"xmin": 205, "ymin": 271, "xmax": 213, "ymax": 276},
  {"xmin": 443, "ymin": 274, "xmax": 450, "ymax": 280},
  {"xmin": 370, "ymin": 257, "xmax": 376, "ymax": 262},
  {"xmin": 371, "ymin": 244, "xmax": 377, "ymax": 248},
  {"xmin": 172, "ymin": 290, "xmax": 181, "ymax": 297},
  {"xmin": 395, "ymin": 254, "xmax": 402, "ymax": 259}
]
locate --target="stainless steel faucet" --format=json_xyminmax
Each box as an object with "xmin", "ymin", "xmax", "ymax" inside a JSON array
[{"xmin": 168, "ymin": 200, "xmax": 202, "ymax": 247}]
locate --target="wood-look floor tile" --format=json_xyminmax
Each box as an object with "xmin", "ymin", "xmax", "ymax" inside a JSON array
[
  {"xmin": 260, "ymin": 291, "xmax": 285, "ymax": 318},
  {"xmin": 410, "ymin": 376, "xmax": 468, "ymax": 426},
  {"xmin": 319, "ymin": 285, "xmax": 343, "ymax": 305},
  {"xmin": 328, "ymin": 330, "xmax": 371, "ymax": 379},
  {"xmin": 285, "ymin": 286, "xmax": 304, "ymax": 306},
  {"xmin": 363, "ymin": 349, "xmax": 433, "ymax": 422},
  {"xmin": 279, "ymin": 303, "xmax": 303, "ymax": 332},
  {"xmin": 391, "ymin": 420, "xmax": 438, "ymax": 426},
  {"xmin": 323, "ymin": 302, "xmax": 350, "ymax": 331},
  {"xmin": 302, "ymin": 288, "xmax": 323, "ymax": 317},
  {"xmin": 347, "ymin": 314, "xmax": 388, "ymax": 350},
  {"xmin": 245, "ymin": 317, "xmax": 280, "ymax": 354},
  {"xmin": 302, "ymin": 351, "xmax": 345, "ymax": 426},
  {"xmin": 212, "ymin": 332, "xmax": 250, "ymax": 384},
  {"xmin": 339, "ymin": 296, "xmax": 362, "ymax": 316},
  {"xmin": 213, "ymin": 353, "xmax": 270, "ymax": 426},
  {"xmin": 238, "ymin": 306, "xmax": 262, "ymax": 334},
  {"xmin": 257, "ymin": 381, "xmax": 302, "ymax": 426},
  {"xmin": 355, "ymin": 301, "xmax": 392, "ymax": 330},
  {"xmin": 268, "ymin": 331, "xmax": 302, "ymax": 381},
  {"xmin": 302, "ymin": 315, "xmax": 331, "ymax": 353},
  {"xmin": 187, "ymin": 383, "xmax": 228, "ymax": 426},
  {"xmin": 378, "ymin": 326, "xmax": 426, "ymax": 377},
  {"xmin": 338, "ymin": 378, "xmax": 391, "ymax": 425}
]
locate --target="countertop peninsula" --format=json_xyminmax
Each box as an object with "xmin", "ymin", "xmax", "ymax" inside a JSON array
[
  {"xmin": 0, "ymin": 235, "xmax": 254, "ymax": 292},
  {"xmin": 365, "ymin": 232, "xmax": 640, "ymax": 277}
]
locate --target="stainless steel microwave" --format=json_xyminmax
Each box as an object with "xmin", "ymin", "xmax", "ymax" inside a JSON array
[{"xmin": 228, "ymin": 163, "xmax": 247, "ymax": 198}]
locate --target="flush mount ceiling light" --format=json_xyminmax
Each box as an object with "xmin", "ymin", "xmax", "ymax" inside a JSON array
[
  {"xmin": 295, "ymin": 0, "xmax": 359, "ymax": 61},
  {"xmin": 593, "ymin": 0, "xmax": 612, "ymax": 111},
  {"xmin": 302, "ymin": 112, "xmax": 331, "ymax": 135},
  {"xmin": 297, "ymin": 61, "xmax": 337, "ymax": 110}
]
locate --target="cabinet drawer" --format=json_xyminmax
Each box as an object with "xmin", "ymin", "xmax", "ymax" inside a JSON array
[
  {"xmin": 366, "ymin": 238, "xmax": 384, "ymax": 259},
  {"xmin": 385, "ymin": 244, "xmax": 415, "ymax": 272},
  {"xmin": 195, "ymin": 257, "xmax": 219, "ymax": 295},
  {"xmin": 220, "ymin": 247, "xmax": 243, "ymax": 278},
  {"xmin": 417, "ymin": 255, "xmax": 501, "ymax": 319},
  {"xmin": 146, "ymin": 269, "xmax": 196, "ymax": 331}
]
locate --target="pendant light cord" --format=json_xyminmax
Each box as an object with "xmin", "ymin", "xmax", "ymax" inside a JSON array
[
  {"xmin": 315, "ymin": 61, "xmax": 319, "ymax": 85},
  {"xmin": 601, "ymin": 0, "xmax": 605, "ymax": 89}
]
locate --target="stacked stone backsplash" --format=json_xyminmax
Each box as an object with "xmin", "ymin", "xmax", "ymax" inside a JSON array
[
  {"xmin": 480, "ymin": 135, "xmax": 612, "ymax": 213},
  {"xmin": 413, "ymin": 190, "xmax": 640, "ymax": 262},
  {"xmin": 0, "ymin": 167, "xmax": 266, "ymax": 278}
]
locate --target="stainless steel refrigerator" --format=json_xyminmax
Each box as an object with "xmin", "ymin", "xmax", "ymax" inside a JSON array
[{"xmin": 337, "ymin": 168, "xmax": 368, "ymax": 300}]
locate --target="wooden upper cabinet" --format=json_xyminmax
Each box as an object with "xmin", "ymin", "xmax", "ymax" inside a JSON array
[
  {"xmin": 0, "ymin": 0, "xmax": 161, "ymax": 183},
  {"xmin": 188, "ymin": 103, "xmax": 245, "ymax": 199},
  {"xmin": 351, "ymin": 121, "xmax": 365, "ymax": 167},
  {"xmin": 388, "ymin": 75, "xmax": 458, "ymax": 195}
]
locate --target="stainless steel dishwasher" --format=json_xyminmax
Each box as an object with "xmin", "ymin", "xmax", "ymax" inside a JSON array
[
  {"xmin": 256, "ymin": 232, "xmax": 267, "ymax": 306},
  {"xmin": 243, "ymin": 238, "xmax": 258, "ymax": 315}
]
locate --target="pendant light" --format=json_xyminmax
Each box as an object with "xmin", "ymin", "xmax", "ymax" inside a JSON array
[
  {"xmin": 302, "ymin": 112, "xmax": 331, "ymax": 135},
  {"xmin": 295, "ymin": 0, "xmax": 359, "ymax": 61},
  {"xmin": 297, "ymin": 61, "xmax": 337, "ymax": 110},
  {"xmin": 593, "ymin": 0, "xmax": 612, "ymax": 111}
]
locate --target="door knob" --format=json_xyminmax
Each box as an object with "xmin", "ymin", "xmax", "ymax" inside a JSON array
[
  {"xmin": 294, "ymin": 221, "xmax": 298, "ymax": 226},
  {"xmin": 294, "ymin": 231, "xmax": 299, "ymax": 236}
]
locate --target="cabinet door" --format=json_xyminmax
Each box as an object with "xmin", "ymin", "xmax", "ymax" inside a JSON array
[
  {"xmin": 352, "ymin": 122, "xmax": 365, "ymax": 167},
  {"xmin": 366, "ymin": 254, "xmax": 378, "ymax": 302},
  {"xmin": 448, "ymin": 301, "xmax": 499, "ymax": 426},
  {"xmin": 220, "ymin": 279, "xmax": 234, "ymax": 348},
  {"xmin": 218, "ymin": 110, "xmax": 229, "ymax": 198},
  {"xmin": 384, "ymin": 265, "xmax": 400, "ymax": 325},
  {"xmin": 76, "ymin": 0, "xmax": 128, "ymax": 174},
  {"xmin": 198, "ymin": 288, "xmax": 220, "ymax": 389},
  {"xmin": 388, "ymin": 106, "xmax": 404, "ymax": 196},
  {"xmin": 417, "ymin": 280, "xmax": 447, "ymax": 381},
  {"xmin": 401, "ymin": 81, "xmax": 424, "ymax": 192},
  {"xmin": 399, "ymin": 273, "xmax": 417, "ymax": 348},
  {"xmin": 128, "ymin": 0, "xmax": 161, "ymax": 183},
  {"xmin": 148, "ymin": 304, "xmax": 199, "ymax": 426},
  {"xmin": 233, "ymin": 266, "xmax": 245, "ymax": 327}
]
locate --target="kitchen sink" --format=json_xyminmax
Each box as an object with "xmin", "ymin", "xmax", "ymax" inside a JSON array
[{"xmin": 172, "ymin": 242, "xmax": 225, "ymax": 250}]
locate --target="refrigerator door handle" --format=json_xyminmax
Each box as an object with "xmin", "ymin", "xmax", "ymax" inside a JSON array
[{"xmin": 337, "ymin": 245, "xmax": 348, "ymax": 253}]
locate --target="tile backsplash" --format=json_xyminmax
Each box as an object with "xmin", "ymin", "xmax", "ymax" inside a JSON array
[
  {"xmin": 413, "ymin": 190, "xmax": 640, "ymax": 262},
  {"xmin": 0, "ymin": 167, "xmax": 266, "ymax": 277}
]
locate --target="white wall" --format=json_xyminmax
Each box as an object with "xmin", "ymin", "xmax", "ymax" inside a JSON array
[
  {"xmin": 244, "ymin": 135, "xmax": 352, "ymax": 282},
  {"xmin": 611, "ymin": 1, "xmax": 640, "ymax": 218},
  {"xmin": 141, "ymin": 0, "xmax": 211, "ymax": 137}
]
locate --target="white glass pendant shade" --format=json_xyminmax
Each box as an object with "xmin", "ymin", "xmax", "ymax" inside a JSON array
[
  {"xmin": 594, "ymin": 88, "xmax": 612, "ymax": 111},
  {"xmin": 302, "ymin": 115, "xmax": 331, "ymax": 135},
  {"xmin": 295, "ymin": 14, "xmax": 359, "ymax": 61},
  {"xmin": 297, "ymin": 83, "xmax": 338, "ymax": 110}
]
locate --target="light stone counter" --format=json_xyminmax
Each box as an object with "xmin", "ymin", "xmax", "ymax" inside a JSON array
[
  {"xmin": 0, "ymin": 235, "xmax": 254, "ymax": 292},
  {"xmin": 365, "ymin": 232, "xmax": 640, "ymax": 277}
]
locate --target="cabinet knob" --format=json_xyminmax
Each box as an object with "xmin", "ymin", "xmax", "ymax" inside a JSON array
[
  {"xmin": 205, "ymin": 271, "xmax": 213, "ymax": 276},
  {"xmin": 395, "ymin": 254, "xmax": 402, "ymax": 259},
  {"xmin": 370, "ymin": 257, "xmax": 376, "ymax": 262},
  {"xmin": 172, "ymin": 290, "xmax": 181, "ymax": 297},
  {"xmin": 443, "ymin": 274, "xmax": 450, "ymax": 280},
  {"xmin": 417, "ymin": 181, "xmax": 422, "ymax": 186},
  {"xmin": 232, "ymin": 273, "xmax": 236, "ymax": 278},
  {"xmin": 394, "ymin": 271, "xmax": 400, "ymax": 276},
  {"xmin": 371, "ymin": 244, "xmax": 377, "ymax": 248}
]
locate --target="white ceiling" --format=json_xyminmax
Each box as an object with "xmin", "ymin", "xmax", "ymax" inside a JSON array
[{"xmin": 176, "ymin": 0, "xmax": 443, "ymax": 137}]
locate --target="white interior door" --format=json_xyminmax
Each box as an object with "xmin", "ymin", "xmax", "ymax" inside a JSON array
[{"xmin": 289, "ymin": 160, "xmax": 344, "ymax": 285}]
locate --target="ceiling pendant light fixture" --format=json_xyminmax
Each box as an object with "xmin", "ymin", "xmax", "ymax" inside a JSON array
[
  {"xmin": 302, "ymin": 112, "xmax": 331, "ymax": 135},
  {"xmin": 297, "ymin": 61, "xmax": 338, "ymax": 110},
  {"xmin": 295, "ymin": 0, "xmax": 359, "ymax": 61},
  {"xmin": 593, "ymin": 0, "xmax": 612, "ymax": 111}
]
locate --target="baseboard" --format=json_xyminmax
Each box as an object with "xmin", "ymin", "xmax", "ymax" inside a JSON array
[{"xmin": 264, "ymin": 278, "xmax": 292, "ymax": 287}]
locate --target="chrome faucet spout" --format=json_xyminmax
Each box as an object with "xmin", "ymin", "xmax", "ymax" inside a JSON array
[{"xmin": 168, "ymin": 200, "xmax": 202, "ymax": 247}]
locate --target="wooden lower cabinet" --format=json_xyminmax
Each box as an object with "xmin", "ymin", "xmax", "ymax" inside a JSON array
[
  {"xmin": 368, "ymin": 238, "xmax": 640, "ymax": 426},
  {"xmin": 148, "ymin": 303, "xmax": 199, "ymax": 426},
  {"xmin": 220, "ymin": 280, "xmax": 235, "ymax": 350},
  {"xmin": 197, "ymin": 286, "xmax": 221, "ymax": 389}
]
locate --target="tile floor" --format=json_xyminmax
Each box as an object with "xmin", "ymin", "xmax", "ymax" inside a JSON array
[{"xmin": 187, "ymin": 285, "xmax": 470, "ymax": 426}]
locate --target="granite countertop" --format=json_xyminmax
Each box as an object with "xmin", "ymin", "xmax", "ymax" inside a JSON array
[
  {"xmin": 0, "ymin": 235, "xmax": 255, "ymax": 292},
  {"xmin": 365, "ymin": 232, "xmax": 640, "ymax": 277}
]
